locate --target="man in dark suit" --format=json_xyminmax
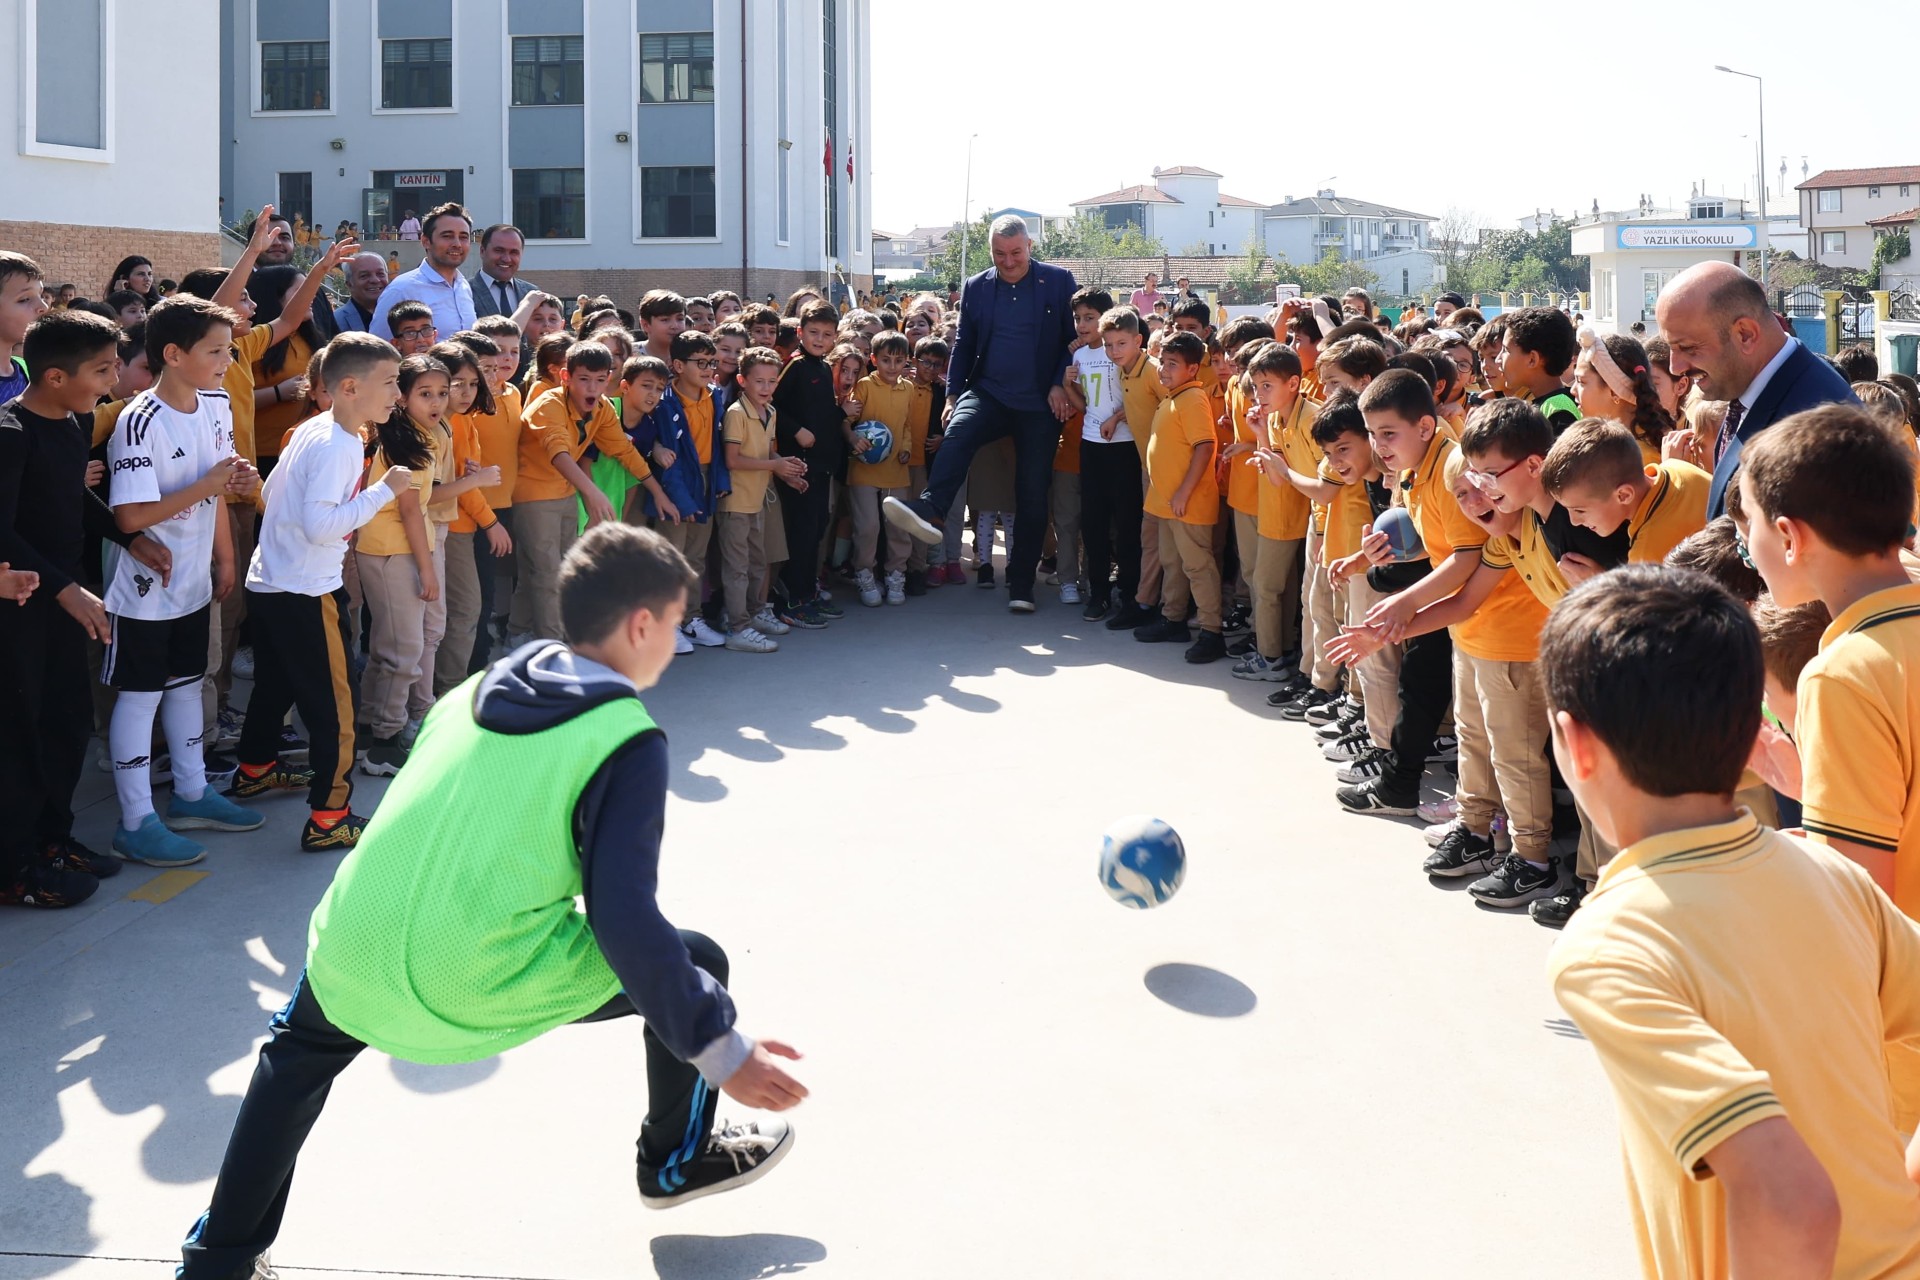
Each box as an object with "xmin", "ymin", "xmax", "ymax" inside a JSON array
[
  {"xmin": 471, "ymin": 224, "xmax": 541, "ymax": 319},
  {"xmin": 885, "ymin": 215, "xmax": 1077, "ymax": 612},
  {"xmin": 1655, "ymin": 261, "xmax": 1859, "ymax": 517}
]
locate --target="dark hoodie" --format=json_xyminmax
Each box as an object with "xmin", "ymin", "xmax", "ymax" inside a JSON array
[{"xmin": 472, "ymin": 642, "xmax": 749, "ymax": 1082}]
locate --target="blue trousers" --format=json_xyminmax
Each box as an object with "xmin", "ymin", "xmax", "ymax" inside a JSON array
[{"xmin": 920, "ymin": 390, "xmax": 1061, "ymax": 596}]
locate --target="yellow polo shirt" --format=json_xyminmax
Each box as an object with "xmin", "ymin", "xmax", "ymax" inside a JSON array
[
  {"xmin": 357, "ymin": 419, "xmax": 440, "ymax": 557},
  {"xmin": 1116, "ymin": 352, "xmax": 1169, "ymax": 468},
  {"xmin": 514, "ymin": 387, "xmax": 651, "ymax": 504},
  {"xmin": 846, "ymin": 372, "xmax": 915, "ymax": 489},
  {"xmin": 1400, "ymin": 432, "xmax": 1482, "ymax": 563},
  {"xmin": 1225, "ymin": 380, "xmax": 1260, "ymax": 516},
  {"xmin": 720, "ymin": 399, "xmax": 776, "ymax": 515},
  {"xmin": 1481, "ymin": 507, "xmax": 1572, "ymax": 608},
  {"xmin": 1319, "ymin": 461, "xmax": 1372, "ymax": 562},
  {"xmin": 473, "ymin": 383, "xmax": 523, "ymax": 510},
  {"xmin": 1551, "ymin": 811, "xmax": 1920, "ymax": 1279},
  {"xmin": 1143, "ymin": 381, "xmax": 1218, "ymax": 525},
  {"xmin": 1626, "ymin": 460, "xmax": 1711, "ymax": 565},
  {"xmin": 1258, "ymin": 395, "xmax": 1320, "ymax": 542}
]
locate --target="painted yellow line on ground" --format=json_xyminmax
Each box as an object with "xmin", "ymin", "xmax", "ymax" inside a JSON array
[{"xmin": 125, "ymin": 870, "xmax": 209, "ymax": 903}]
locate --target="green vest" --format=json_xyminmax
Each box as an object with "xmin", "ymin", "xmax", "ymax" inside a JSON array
[
  {"xmin": 306, "ymin": 678, "xmax": 654, "ymax": 1063},
  {"xmin": 1540, "ymin": 390, "xmax": 1580, "ymax": 425}
]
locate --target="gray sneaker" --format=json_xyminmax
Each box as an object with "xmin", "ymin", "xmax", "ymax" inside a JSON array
[{"xmin": 724, "ymin": 627, "xmax": 779, "ymax": 653}]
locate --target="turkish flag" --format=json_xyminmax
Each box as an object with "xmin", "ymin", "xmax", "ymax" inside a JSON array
[
  {"xmin": 823, "ymin": 132, "xmax": 832, "ymax": 174},
  {"xmin": 846, "ymin": 141, "xmax": 854, "ymax": 185}
]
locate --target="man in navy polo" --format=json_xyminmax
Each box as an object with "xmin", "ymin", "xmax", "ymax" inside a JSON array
[{"xmin": 885, "ymin": 215, "xmax": 1077, "ymax": 612}]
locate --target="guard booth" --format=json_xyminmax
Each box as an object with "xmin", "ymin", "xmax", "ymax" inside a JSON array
[{"xmin": 1572, "ymin": 211, "xmax": 1763, "ymax": 336}]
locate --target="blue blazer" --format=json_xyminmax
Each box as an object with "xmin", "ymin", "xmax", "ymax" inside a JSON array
[
  {"xmin": 1709, "ymin": 341, "xmax": 1860, "ymax": 517},
  {"xmin": 946, "ymin": 261, "xmax": 1078, "ymax": 402},
  {"xmin": 629, "ymin": 385, "xmax": 731, "ymax": 523}
]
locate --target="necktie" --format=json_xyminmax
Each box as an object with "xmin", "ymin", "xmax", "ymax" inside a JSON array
[
  {"xmin": 1714, "ymin": 398, "xmax": 1747, "ymax": 466},
  {"xmin": 498, "ymin": 282, "xmax": 513, "ymax": 314}
]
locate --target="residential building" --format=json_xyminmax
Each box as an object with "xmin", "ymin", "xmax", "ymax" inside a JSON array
[
  {"xmin": 1870, "ymin": 206, "xmax": 1919, "ymax": 292},
  {"xmin": 2, "ymin": 0, "xmax": 222, "ymax": 296},
  {"xmin": 222, "ymin": 0, "xmax": 874, "ymax": 304},
  {"xmin": 1263, "ymin": 190, "xmax": 1436, "ymax": 267},
  {"xmin": 1797, "ymin": 164, "xmax": 1920, "ymax": 272},
  {"xmin": 1069, "ymin": 166, "xmax": 1267, "ymax": 258}
]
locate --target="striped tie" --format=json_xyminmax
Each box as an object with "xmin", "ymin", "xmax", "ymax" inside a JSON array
[{"xmin": 1714, "ymin": 398, "xmax": 1747, "ymax": 466}]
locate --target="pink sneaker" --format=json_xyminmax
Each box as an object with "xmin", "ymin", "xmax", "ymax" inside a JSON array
[
  {"xmin": 946, "ymin": 564, "xmax": 969, "ymax": 585},
  {"xmin": 924, "ymin": 565, "xmax": 944, "ymax": 588}
]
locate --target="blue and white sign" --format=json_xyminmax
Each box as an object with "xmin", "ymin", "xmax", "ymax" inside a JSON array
[{"xmin": 1618, "ymin": 224, "xmax": 1758, "ymax": 250}]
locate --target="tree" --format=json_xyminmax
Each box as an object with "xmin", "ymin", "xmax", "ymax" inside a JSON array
[
  {"xmin": 926, "ymin": 213, "xmax": 996, "ymax": 286},
  {"xmin": 1433, "ymin": 206, "xmax": 1490, "ymax": 289},
  {"xmin": 1223, "ymin": 234, "xmax": 1275, "ymax": 303},
  {"xmin": 1037, "ymin": 211, "xmax": 1165, "ymax": 262},
  {"xmin": 1291, "ymin": 249, "xmax": 1379, "ymax": 296}
]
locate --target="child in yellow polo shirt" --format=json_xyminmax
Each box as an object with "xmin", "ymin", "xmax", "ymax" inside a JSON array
[
  {"xmin": 1540, "ymin": 419, "xmax": 1709, "ymax": 567},
  {"xmin": 841, "ymin": 330, "xmax": 916, "ymax": 607},
  {"xmin": 1101, "ymin": 306, "xmax": 1168, "ymax": 631},
  {"xmin": 1544, "ymin": 565, "xmax": 1920, "ymax": 1280},
  {"xmin": 1739, "ymin": 404, "xmax": 1920, "ymax": 1132},
  {"xmin": 1217, "ymin": 319, "xmax": 1277, "ymax": 633},
  {"xmin": 1132, "ymin": 331, "xmax": 1223, "ymax": 662},
  {"xmin": 1240, "ymin": 341, "xmax": 1312, "ymax": 687}
]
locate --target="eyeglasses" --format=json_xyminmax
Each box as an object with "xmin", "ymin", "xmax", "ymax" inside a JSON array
[
  {"xmin": 684, "ymin": 357, "xmax": 718, "ymax": 370},
  {"xmin": 1735, "ymin": 530, "xmax": 1755, "ymax": 569},
  {"xmin": 1464, "ymin": 457, "xmax": 1526, "ymax": 493},
  {"xmin": 396, "ymin": 327, "xmax": 434, "ymax": 341}
]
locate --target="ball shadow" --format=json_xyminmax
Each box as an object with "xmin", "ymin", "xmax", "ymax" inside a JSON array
[
  {"xmin": 650, "ymin": 1232, "xmax": 828, "ymax": 1279},
  {"xmin": 389, "ymin": 1055, "xmax": 503, "ymax": 1094},
  {"xmin": 1142, "ymin": 963, "xmax": 1258, "ymax": 1018}
]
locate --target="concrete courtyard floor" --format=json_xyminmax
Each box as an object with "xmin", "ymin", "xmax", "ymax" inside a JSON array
[{"xmin": 0, "ymin": 566, "xmax": 1635, "ymax": 1280}]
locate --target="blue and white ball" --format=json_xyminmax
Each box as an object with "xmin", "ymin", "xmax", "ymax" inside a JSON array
[
  {"xmin": 853, "ymin": 421, "xmax": 894, "ymax": 465},
  {"xmin": 1098, "ymin": 816, "xmax": 1187, "ymax": 909}
]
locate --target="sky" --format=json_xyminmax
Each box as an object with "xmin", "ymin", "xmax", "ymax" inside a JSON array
[{"xmin": 868, "ymin": 0, "xmax": 1915, "ymax": 238}]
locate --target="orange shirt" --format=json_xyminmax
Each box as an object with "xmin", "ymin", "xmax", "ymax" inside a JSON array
[
  {"xmin": 846, "ymin": 372, "xmax": 916, "ymax": 489},
  {"xmin": 1225, "ymin": 380, "xmax": 1261, "ymax": 516},
  {"xmin": 906, "ymin": 383, "xmax": 933, "ymax": 467},
  {"xmin": 472, "ymin": 383, "xmax": 523, "ymax": 509},
  {"xmin": 514, "ymin": 387, "xmax": 651, "ymax": 503},
  {"xmin": 447, "ymin": 410, "xmax": 499, "ymax": 534},
  {"xmin": 681, "ymin": 384, "xmax": 715, "ymax": 465},
  {"xmin": 1259, "ymin": 395, "xmax": 1320, "ymax": 542},
  {"xmin": 1144, "ymin": 380, "xmax": 1219, "ymax": 526},
  {"xmin": 1454, "ymin": 565, "xmax": 1549, "ymax": 662},
  {"xmin": 251, "ymin": 330, "xmax": 315, "ymax": 461},
  {"xmin": 1320, "ymin": 462, "xmax": 1373, "ymax": 562},
  {"xmin": 1055, "ymin": 411, "xmax": 1082, "ymax": 474}
]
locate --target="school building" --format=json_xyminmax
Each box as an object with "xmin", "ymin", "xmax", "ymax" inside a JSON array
[
  {"xmin": 1, "ymin": 0, "xmax": 224, "ymax": 295},
  {"xmin": 220, "ymin": 0, "xmax": 875, "ymax": 302}
]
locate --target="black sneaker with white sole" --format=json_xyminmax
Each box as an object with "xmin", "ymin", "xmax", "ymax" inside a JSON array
[
  {"xmin": 881, "ymin": 495, "xmax": 943, "ymax": 544},
  {"xmin": 1336, "ymin": 777, "xmax": 1420, "ymax": 816},
  {"xmin": 1335, "ymin": 748, "xmax": 1392, "ymax": 785},
  {"xmin": 1321, "ymin": 730, "xmax": 1372, "ymax": 762},
  {"xmin": 1427, "ymin": 734, "xmax": 1460, "ymax": 763},
  {"xmin": 638, "ymin": 1117, "xmax": 794, "ymax": 1209},
  {"xmin": 1274, "ymin": 686, "xmax": 1335, "ymax": 716},
  {"xmin": 1529, "ymin": 880, "xmax": 1588, "ymax": 929},
  {"xmin": 1315, "ymin": 716, "xmax": 1356, "ymax": 743},
  {"xmin": 1468, "ymin": 854, "xmax": 1560, "ymax": 908},
  {"xmin": 1422, "ymin": 826, "xmax": 1498, "ymax": 878},
  {"xmin": 1303, "ymin": 695, "xmax": 1350, "ymax": 727}
]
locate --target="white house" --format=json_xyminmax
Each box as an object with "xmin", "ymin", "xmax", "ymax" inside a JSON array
[
  {"xmin": 1069, "ymin": 166, "xmax": 1267, "ymax": 257},
  {"xmin": 1797, "ymin": 165, "xmax": 1920, "ymax": 272},
  {"xmin": 222, "ymin": 0, "xmax": 875, "ymax": 303},
  {"xmin": 1263, "ymin": 190, "xmax": 1435, "ymax": 267}
]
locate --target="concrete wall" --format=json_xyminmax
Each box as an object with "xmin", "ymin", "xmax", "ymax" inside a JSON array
[{"xmin": 2, "ymin": 0, "xmax": 222, "ymax": 293}]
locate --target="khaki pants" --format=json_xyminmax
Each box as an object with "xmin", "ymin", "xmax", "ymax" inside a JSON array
[
  {"xmin": 906, "ymin": 466, "xmax": 931, "ymax": 572},
  {"xmin": 356, "ymin": 550, "xmax": 428, "ymax": 739},
  {"xmin": 214, "ymin": 502, "xmax": 254, "ymax": 715},
  {"xmin": 1455, "ymin": 653, "xmax": 1553, "ymax": 862},
  {"xmin": 508, "ymin": 496, "xmax": 579, "ymax": 640},
  {"xmin": 1051, "ymin": 471, "xmax": 1081, "ymax": 589},
  {"xmin": 717, "ymin": 508, "xmax": 769, "ymax": 626},
  {"xmin": 1574, "ymin": 797, "xmax": 1618, "ymax": 883},
  {"xmin": 655, "ymin": 519, "xmax": 714, "ymax": 596},
  {"xmin": 409, "ymin": 522, "xmax": 449, "ymax": 719},
  {"xmin": 1137, "ymin": 472, "xmax": 1163, "ymax": 605},
  {"xmin": 1304, "ymin": 531, "xmax": 1342, "ymax": 691},
  {"xmin": 849, "ymin": 484, "xmax": 911, "ymax": 572},
  {"xmin": 1158, "ymin": 518, "xmax": 1222, "ymax": 631},
  {"xmin": 1345, "ymin": 573, "xmax": 1403, "ymax": 749},
  {"xmin": 1249, "ymin": 527, "xmax": 1303, "ymax": 662},
  {"xmin": 436, "ymin": 529, "xmax": 481, "ymax": 697}
]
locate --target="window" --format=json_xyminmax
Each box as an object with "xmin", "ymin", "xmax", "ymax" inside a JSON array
[
  {"xmin": 512, "ymin": 36, "xmax": 582, "ymax": 105},
  {"xmin": 641, "ymin": 167, "xmax": 716, "ymax": 237},
  {"xmin": 381, "ymin": 38, "xmax": 451, "ymax": 110},
  {"xmin": 1869, "ymin": 186, "xmax": 1881, "ymax": 199},
  {"xmin": 278, "ymin": 172, "xmax": 313, "ymax": 226},
  {"xmin": 1208, "ymin": 211, "xmax": 1214, "ymax": 227},
  {"xmin": 775, "ymin": 0, "xmax": 790, "ymax": 243},
  {"xmin": 26, "ymin": 0, "xmax": 110, "ymax": 156},
  {"xmin": 1822, "ymin": 230, "xmax": 1847, "ymax": 254},
  {"xmin": 1904, "ymin": 185, "xmax": 1913, "ymax": 198},
  {"xmin": 261, "ymin": 40, "xmax": 329, "ymax": 111},
  {"xmin": 1401, "ymin": 269, "xmax": 1410, "ymax": 294},
  {"xmin": 821, "ymin": 1, "xmax": 839, "ymax": 258},
  {"xmin": 639, "ymin": 33, "xmax": 714, "ymax": 103},
  {"xmin": 514, "ymin": 168, "xmax": 585, "ymax": 239},
  {"xmin": 1818, "ymin": 189, "xmax": 1842, "ymax": 213},
  {"xmin": 1595, "ymin": 267, "xmax": 1614, "ymax": 319}
]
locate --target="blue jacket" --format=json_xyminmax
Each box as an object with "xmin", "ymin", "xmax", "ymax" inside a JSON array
[
  {"xmin": 946, "ymin": 261, "xmax": 1079, "ymax": 402},
  {"xmin": 630, "ymin": 384, "xmax": 730, "ymax": 523},
  {"xmin": 1709, "ymin": 340, "xmax": 1860, "ymax": 517}
]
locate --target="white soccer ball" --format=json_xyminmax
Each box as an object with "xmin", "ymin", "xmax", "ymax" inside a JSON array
[{"xmin": 1098, "ymin": 816, "xmax": 1187, "ymax": 909}]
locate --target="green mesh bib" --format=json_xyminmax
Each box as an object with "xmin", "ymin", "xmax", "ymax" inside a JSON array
[{"xmin": 306, "ymin": 678, "xmax": 654, "ymax": 1063}]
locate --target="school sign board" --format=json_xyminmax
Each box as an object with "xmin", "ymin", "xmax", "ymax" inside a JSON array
[{"xmin": 1617, "ymin": 224, "xmax": 1759, "ymax": 250}]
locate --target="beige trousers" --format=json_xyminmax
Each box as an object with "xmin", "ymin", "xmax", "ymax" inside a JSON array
[
  {"xmin": 717, "ymin": 508, "xmax": 769, "ymax": 626},
  {"xmin": 508, "ymin": 496, "xmax": 578, "ymax": 640},
  {"xmin": 1454, "ymin": 653, "xmax": 1553, "ymax": 862},
  {"xmin": 1344, "ymin": 573, "xmax": 1403, "ymax": 749},
  {"xmin": 356, "ymin": 550, "xmax": 428, "ymax": 739},
  {"xmin": 437, "ymin": 529, "xmax": 481, "ymax": 697},
  {"xmin": 849, "ymin": 484, "xmax": 910, "ymax": 573},
  {"xmin": 1249, "ymin": 526, "xmax": 1303, "ymax": 661},
  {"xmin": 1305, "ymin": 531, "xmax": 1340, "ymax": 691},
  {"xmin": 1158, "ymin": 519, "xmax": 1223, "ymax": 632}
]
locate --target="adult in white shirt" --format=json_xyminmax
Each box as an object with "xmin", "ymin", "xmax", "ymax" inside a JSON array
[{"xmin": 370, "ymin": 204, "xmax": 476, "ymax": 342}]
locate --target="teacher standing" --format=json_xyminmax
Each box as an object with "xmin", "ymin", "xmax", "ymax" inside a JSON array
[{"xmin": 885, "ymin": 215, "xmax": 1077, "ymax": 612}]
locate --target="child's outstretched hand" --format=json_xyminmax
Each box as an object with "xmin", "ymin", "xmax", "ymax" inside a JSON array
[
  {"xmin": 0, "ymin": 563, "xmax": 40, "ymax": 604},
  {"xmin": 722, "ymin": 1039, "xmax": 809, "ymax": 1112}
]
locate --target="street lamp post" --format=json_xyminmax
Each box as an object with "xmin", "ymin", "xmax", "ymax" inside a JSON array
[
  {"xmin": 958, "ymin": 132, "xmax": 979, "ymax": 285},
  {"xmin": 1715, "ymin": 65, "xmax": 1767, "ymax": 292}
]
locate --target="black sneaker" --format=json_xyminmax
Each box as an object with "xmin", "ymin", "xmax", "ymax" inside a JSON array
[
  {"xmin": 1275, "ymin": 687, "xmax": 1336, "ymax": 717},
  {"xmin": 1423, "ymin": 826, "xmax": 1498, "ymax": 878},
  {"xmin": 1304, "ymin": 695, "xmax": 1351, "ymax": 727},
  {"xmin": 1082, "ymin": 597, "xmax": 1110, "ymax": 622},
  {"xmin": 1469, "ymin": 854, "xmax": 1561, "ymax": 908},
  {"xmin": 903, "ymin": 570, "xmax": 929, "ymax": 597},
  {"xmin": 227, "ymin": 760, "xmax": 317, "ymax": 798},
  {"xmin": 881, "ymin": 495, "xmax": 943, "ymax": 544},
  {"xmin": 1336, "ymin": 777, "xmax": 1419, "ymax": 816},
  {"xmin": 44, "ymin": 836, "xmax": 121, "ymax": 879},
  {"xmin": 1316, "ymin": 715, "xmax": 1357, "ymax": 743},
  {"xmin": 976, "ymin": 563, "xmax": 996, "ymax": 588},
  {"xmin": 811, "ymin": 595, "xmax": 845, "ymax": 620},
  {"xmin": 0, "ymin": 860, "xmax": 98, "ymax": 908},
  {"xmin": 1183, "ymin": 630, "xmax": 1226, "ymax": 663},
  {"xmin": 278, "ymin": 726, "xmax": 310, "ymax": 762},
  {"xmin": 301, "ymin": 811, "xmax": 369, "ymax": 852},
  {"xmin": 1427, "ymin": 734, "xmax": 1460, "ymax": 763},
  {"xmin": 1529, "ymin": 881, "xmax": 1588, "ymax": 929},
  {"xmin": 1105, "ymin": 601, "xmax": 1157, "ymax": 630},
  {"xmin": 1222, "ymin": 605, "xmax": 1252, "ymax": 638},
  {"xmin": 638, "ymin": 1117, "xmax": 794, "ymax": 1210},
  {"xmin": 360, "ymin": 735, "xmax": 409, "ymax": 777},
  {"xmin": 1335, "ymin": 748, "xmax": 1393, "ymax": 784},
  {"xmin": 1224, "ymin": 634, "xmax": 1257, "ymax": 658},
  {"xmin": 1008, "ymin": 591, "xmax": 1036, "ymax": 614},
  {"xmin": 1321, "ymin": 729, "xmax": 1372, "ymax": 761},
  {"xmin": 1132, "ymin": 617, "xmax": 1191, "ymax": 644}
]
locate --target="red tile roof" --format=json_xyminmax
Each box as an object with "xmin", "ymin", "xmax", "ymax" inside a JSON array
[
  {"xmin": 1867, "ymin": 207, "xmax": 1920, "ymax": 228},
  {"xmin": 1071, "ymin": 183, "xmax": 1180, "ymax": 207},
  {"xmin": 1797, "ymin": 165, "xmax": 1920, "ymax": 191},
  {"xmin": 1155, "ymin": 165, "xmax": 1223, "ymax": 178}
]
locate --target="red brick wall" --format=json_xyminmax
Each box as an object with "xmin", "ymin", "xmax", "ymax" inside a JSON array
[{"xmin": 1, "ymin": 221, "xmax": 225, "ymax": 300}]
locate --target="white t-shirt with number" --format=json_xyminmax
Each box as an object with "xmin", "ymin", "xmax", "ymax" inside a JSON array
[
  {"xmin": 105, "ymin": 387, "xmax": 230, "ymax": 620},
  {"xmin": 1074, "ymin": 344, "xmax": 1127, "ymax": 444}
]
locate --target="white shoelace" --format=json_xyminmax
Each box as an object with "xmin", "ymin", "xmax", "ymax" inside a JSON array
[{"xmin": 709, "ymin": 1120, "xmax": 776, "ymax": 1173}]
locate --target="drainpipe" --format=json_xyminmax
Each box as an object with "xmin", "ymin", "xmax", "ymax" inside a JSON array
[{"xmin": 740, "ymin": 0, "xmax": 750, "ymax": 297}]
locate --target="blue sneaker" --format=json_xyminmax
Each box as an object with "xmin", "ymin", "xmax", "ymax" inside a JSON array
[
  {"xmin": 167, "ymin": 788, "xmax": 266, "ymax": 832},
  {"xmin": 111, "ymin": 813, "xmax": 207, "ymax": 867}
]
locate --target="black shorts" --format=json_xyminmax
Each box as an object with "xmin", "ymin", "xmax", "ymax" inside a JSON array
[{"xmin": 103, "ymin": 605, "xmax": 211, "ymax": 693}]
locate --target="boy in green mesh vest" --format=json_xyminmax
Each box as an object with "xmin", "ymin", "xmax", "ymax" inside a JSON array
[{"xmin": 180, "ymin": 524, "xmax": 807, "ymax": 1280}]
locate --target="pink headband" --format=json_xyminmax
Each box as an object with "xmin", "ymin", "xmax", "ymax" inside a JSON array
[{"xmin": 1578, "ymin": 326, "xmax": 1636, "ymax": 402}]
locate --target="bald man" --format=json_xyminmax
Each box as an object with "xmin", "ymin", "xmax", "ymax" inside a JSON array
[
  {"xmin": 332, "ymin": 252, "xmax": 390, "ymax": 334},
  {"xmin": 1654, "ymin": 261, "xmax": 1857, "ymax": 517}
]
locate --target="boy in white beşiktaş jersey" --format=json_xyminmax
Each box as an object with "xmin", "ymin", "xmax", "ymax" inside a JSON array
[
  {"xmin": 1066, "ymin": 288, "xmax": 1135, "ymax": 622},
  {"xmin": 104, "ymin": 296, "xmax": 265, "ymax": 869}
]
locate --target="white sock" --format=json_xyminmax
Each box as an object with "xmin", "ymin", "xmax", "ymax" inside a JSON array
[
  {"xmin": 162, "ymin": 679, "xmax": 209, "ymax": 803},
  {"xmin": 109, "ymin": 689, "xmax": 164, "ymax": 829}
]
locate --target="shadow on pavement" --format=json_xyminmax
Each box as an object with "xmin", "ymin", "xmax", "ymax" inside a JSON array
[
  {"xmin": 1143, "ymin": 963, "xmax": 1259, "ymax": 1017},
  {"xmin": 650, "ymin": 1231, "xmax": 828, "ymax": 1279}
]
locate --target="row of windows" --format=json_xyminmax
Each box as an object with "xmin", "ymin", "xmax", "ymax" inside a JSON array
[
  {"xmin": 274, "ymin": 165, "xmax": 716, "ymax": 241},
  {"xmin": 259, "ymin": 33, "xmax": 713, "ymax": 111}
]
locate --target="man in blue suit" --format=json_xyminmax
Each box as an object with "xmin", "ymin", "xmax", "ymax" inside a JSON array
[
  {"xmin": 885, "ymin": 215, "xmax": 1077, "ymax": 612},
  {"xmin": 1655, "ymin": 261, "xmax": 1858, "ymax": 518}
]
